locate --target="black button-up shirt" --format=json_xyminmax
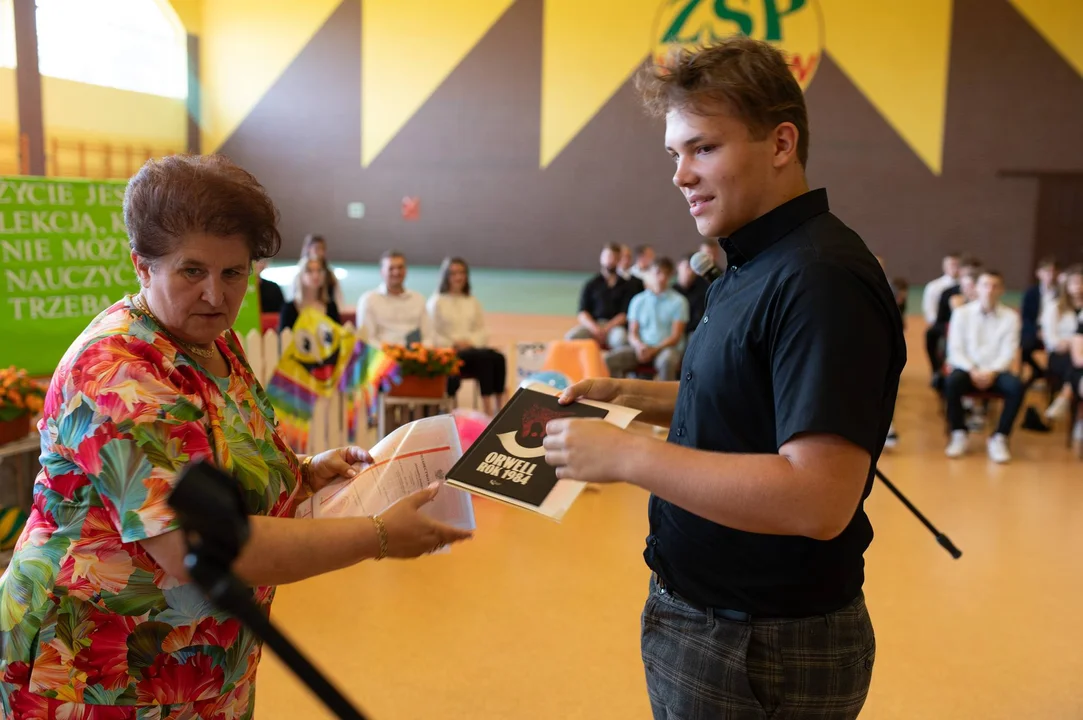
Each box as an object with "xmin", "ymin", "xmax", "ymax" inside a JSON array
[
  {"xmin": 578, "ymin": 273, "xmax": 637, "ymax": 321},
  {"xmin": 644, "ymin": 189, "xmax": 906, "ymax": 617}
]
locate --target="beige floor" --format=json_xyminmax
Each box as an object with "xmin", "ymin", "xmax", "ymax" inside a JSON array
[{"xmin": 252, "ymin": 316, "xmax": 1083, "ymax": 720}]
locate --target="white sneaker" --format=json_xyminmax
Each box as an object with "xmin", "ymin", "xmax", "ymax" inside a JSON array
[
  {"xmin": 1072, "ymin": 419, "xmax": 1083, "ymax": 443},
  {"xmin": 945, "ymin": 430, "xmax": 968, "ymax": 458},
  {"xmin": 884, "ymin": 424, "xmax": 898, "ymax": 449},
  {"xmin": 987, "ymin": 433, "xmax": 1011, "ymax": 463},
  {"xmin": 1045, "ymin": 394, "xmax": 1070, "ymax": 420}
]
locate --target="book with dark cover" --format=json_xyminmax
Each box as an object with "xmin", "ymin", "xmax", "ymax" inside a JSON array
[{"xmin": 445, "ymin": 386, "xmax": 611, "ymax": 512}]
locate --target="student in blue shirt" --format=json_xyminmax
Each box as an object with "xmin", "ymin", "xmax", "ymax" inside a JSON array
[{"xmin": 606, "ymin": 257, "xmax": 689, "ymax": 380}]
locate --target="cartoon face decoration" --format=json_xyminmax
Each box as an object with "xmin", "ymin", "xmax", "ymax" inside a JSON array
[{"xmin": 279, "ymin": 307, "xmax": 355, "ymax": 393}]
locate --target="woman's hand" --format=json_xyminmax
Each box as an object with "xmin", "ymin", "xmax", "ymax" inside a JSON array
[
  {"xmin": 307, "ymin": 446, "xmax": 373, "ymax": 492},
  {"xmin": 377, "ymin": 483, "xmax": 474, "ymax": 557}
]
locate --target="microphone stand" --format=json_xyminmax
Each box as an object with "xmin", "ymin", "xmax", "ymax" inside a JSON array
[
  {"xmin": 169, "ymin": 461, "xmax": 370, "ymax": 720},
  {"xmin": 874, "ymin": 468, "xmax": 962, "ymax": 559}
]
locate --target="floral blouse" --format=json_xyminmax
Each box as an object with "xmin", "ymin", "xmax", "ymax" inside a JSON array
[{"xmin": 0, "ymin": 297, "xmax": 300, "ymax": 713}]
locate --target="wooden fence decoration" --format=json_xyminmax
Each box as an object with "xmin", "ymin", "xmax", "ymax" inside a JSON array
[{"xmin": 237, "ymin": 326, "xmax": 543, "ymax": 453}]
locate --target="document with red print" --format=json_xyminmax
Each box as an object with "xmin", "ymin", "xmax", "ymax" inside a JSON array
[{"xmin": 295, "ymin": 415, "xmax": 475, "ymax": 544}]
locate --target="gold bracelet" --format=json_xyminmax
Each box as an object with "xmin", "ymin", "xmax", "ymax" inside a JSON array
[
  {"xmin": 300, "ymin": 455, "xmax": 313, "ymax": 489},
  {"xmin": 371, "ymin": 515, "xmax": 388, "ymax": 560}
]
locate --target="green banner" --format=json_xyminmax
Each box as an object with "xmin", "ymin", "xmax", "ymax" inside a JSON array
[{"xmin": 0, "ymin": 176, "xmax": 260, "ymax": 377}]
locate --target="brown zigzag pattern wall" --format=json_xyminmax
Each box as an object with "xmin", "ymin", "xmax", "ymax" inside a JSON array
[{"xmin": 218, "ymin": 0, "xmax": 1083, "ymax": 288}]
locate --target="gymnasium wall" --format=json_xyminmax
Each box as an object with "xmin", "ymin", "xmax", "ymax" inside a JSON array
[
  {"xmin": 0, "ymin": 72, "xmax": 186, "ymax": 177},
  {"xmin": 201, "ymin": 0, "xmax": 1082, "ymax": 288}
]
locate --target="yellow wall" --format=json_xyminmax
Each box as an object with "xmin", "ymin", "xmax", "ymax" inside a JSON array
[
  {"xmin": 42, "ymin": 77, "xmax": 185, "ymax": 148},
  {"xmin": 0, "ymin": 69, "xmax": 185, "ymax": 177},
  {"xmin": 0, "ymin": 68, "xmax": 17, "ymax": 173}
]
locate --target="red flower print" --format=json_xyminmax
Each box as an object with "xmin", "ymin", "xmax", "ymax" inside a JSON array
[
  {"xmin": 73, "ymin": 423, "xmax": 117, "ymax": 477},
  {"xmin": 190, "ymin": 616, "xmax": 242, "ymax": 649},
  {"xmin": 8, "ymin": 685, "xmax": 50, "ymax": 719},
  {"xmin": 41, "ymin": 470, "xmax": 86, "ymax": 501},
  {"xmin": 72, "ymin": 611, "xmax": 139, "ymax": 691},
  {"xmin": 3, "ymin": 661, "xmax": 30, "ymax": 686},
  {"xmin": 169, "ymin": 422, "xmax": 213, "ymax": 458},
  {"xmin": 136, "ymin": 653, "xmax": 223, "ymax": 706}
]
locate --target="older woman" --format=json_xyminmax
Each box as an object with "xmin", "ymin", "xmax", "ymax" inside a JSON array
[{"xmin": 0, "ymin": 155, "xmax": 471, "ymax": 719}]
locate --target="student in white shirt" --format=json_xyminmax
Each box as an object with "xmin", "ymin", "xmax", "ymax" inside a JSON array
[
  {"xmin": 356, "ymin": 251, "xmax": 432, "ymax": 347},
  {"xmin": 943, "ymin": 270, "xmax": 1024, "ymax": 463},
  {"xmin": 427, "ymin": 257, "xmax": 507, "ymax": 415},
  {"xmin": 923, "ymin": 252, "xmax": 961, "ymax": 378},
  {"xmin": 1042, "ymin": 265, "xmax": 1083, "ymax": 421}
]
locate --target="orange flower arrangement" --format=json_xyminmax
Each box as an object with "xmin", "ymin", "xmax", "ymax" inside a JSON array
[
  {"xmin": 381, "ymin": 343, "xmax": 463, "ymax": 378},
  {"xmin": 0, "ymin": 367, "xmax": 46, "ymax": 422}
]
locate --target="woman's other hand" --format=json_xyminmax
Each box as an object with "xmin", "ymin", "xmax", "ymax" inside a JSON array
[
  {"xmin": 376, "ymin": 483, "xmax": 474, "ymax": 558},
  {"xmin": 308, "ymin": 446, "xmax": 373, "ymax": 492}
]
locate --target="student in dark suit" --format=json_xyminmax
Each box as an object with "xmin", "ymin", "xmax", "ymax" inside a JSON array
[{"xmin": 1019, "ymin": 256, "xmax": 1058, "ymax": 387}]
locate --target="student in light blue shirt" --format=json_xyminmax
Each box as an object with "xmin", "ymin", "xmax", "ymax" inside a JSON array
[{"xmin": 606, "ymin": 257, "xmax": 689, "ymax": 380}]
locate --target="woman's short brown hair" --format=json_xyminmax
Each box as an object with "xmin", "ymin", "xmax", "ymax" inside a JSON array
[
  {"xmin": 636, "ymin": 36, "xmax": 810, "ymax": 166},
  {"xmin": 124, "ymin": 154, "xmax": 282, "ymax": 262}
]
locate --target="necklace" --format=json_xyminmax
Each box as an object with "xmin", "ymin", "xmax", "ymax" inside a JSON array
[{"xmin": 132, "ymin": 293, "xmax": 217, "ymax": 359}]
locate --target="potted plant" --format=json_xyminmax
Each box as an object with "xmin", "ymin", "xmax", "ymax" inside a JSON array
[
  {"xmin": 381, "ymin": 343, "xmax": 462, "ymax": 398},
  {"xmin": 0, "ymin": 367, "xmax": 45, "ymax": 445}
]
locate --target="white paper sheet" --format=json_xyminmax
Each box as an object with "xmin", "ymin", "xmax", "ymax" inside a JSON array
[{"xmin": 295, "ymin": 415, "xmax": 476, "ymax": 540}]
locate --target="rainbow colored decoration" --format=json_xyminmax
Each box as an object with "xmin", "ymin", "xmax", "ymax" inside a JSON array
[{"xmin": 266, "ymin": 308, "xmax": 398, "ymax": 451}]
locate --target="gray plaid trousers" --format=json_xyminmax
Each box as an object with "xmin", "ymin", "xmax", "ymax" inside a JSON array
[{"xmin": 641, "ymin": 576, "xmax": 875, "ymax": 719}]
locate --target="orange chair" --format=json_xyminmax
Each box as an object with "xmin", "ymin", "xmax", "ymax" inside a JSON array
[{"xmin": 540, "ymin": 340, "xmax": 609, "ymax": 385}]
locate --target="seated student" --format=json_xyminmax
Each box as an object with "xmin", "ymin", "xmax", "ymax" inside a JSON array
[
  {"xmin": 606, "ymin": 257, "xmax": 689, "ymax": 380},
  {"xmin": 427, "ymin": 257, "xmax": 507, "ymax": 416},
  {"xmin": 944, "ymin": 270, "xmax": 1024, "ymax": 463},
  {"xmin": 357, "ymin": 250, "xmax": 432, "ymax": 346},
  {"xmin": 929, "ymin": 256, "xmax": 979, "ymax": 389},
  {"xmin": 300, "ymin": 233, "xmax": 345, "ymax": 308},
  {"xmin": 1043, "ymin": 265, "xmax": 1083, "ymax": 421},
  {"xmin": 256, "ymin": 258, "xmax": 284, "ymax": 314},
  {"xmin": 629, "ymin": 244, "xmax": 655, "ymax": 281},
  {"xmin": 674, "ymin": 252, "xmax": 708, "ymax": 334},
  {"xmin": 949, "ymin": 263, "xmax": 981, "ymax": 311},
  {"xmin": 1019, "ymin": 256, "xmax": 1058, "ymax": 386},
  {"xmin": 698, "ymin": 238, "xmax": 723, "ymax": 270},
  {"xmin": 923, "ymin": 252, "xmax": 962, "ymax": 378},
  {"xmin": 278, "ymin": 256, "xmax": 340, "ymax": 330},
  {"xmin": 566, "ymin": 243, "xmax": 637, "ymax": 362}
]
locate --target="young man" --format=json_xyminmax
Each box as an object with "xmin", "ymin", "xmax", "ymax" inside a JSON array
[
  {"xmin": 543, "ymin": 37, "xmax": 905, "ymax": 719},
  {"xmin": 566, "ymin": 243, "xmax": 637, "ymax": 359},
  {"xmin": 944, "ymin": 270, "xmax": 1024, "ymax": 463},
  {"xmin": 629, "ymin": 244, "xmax": 656, "ymax": 280},
  {"xmin": 356, "ymin": 250, "xmax": 432, "ymax": 346},
  {"xmin": 607, "ymin": 257, "xmax": 689, "ymax": 380},
  {"xmin": 923, "ymin": 252, "xmax": 962, "ymax": 380}
]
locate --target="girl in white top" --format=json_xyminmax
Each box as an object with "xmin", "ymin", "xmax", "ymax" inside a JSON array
[
  {"xmin": 1043, "ymin": 265, "xmax": 1083, "ymax": 420},
  {"xmin": 427, "ymin": 257, "xmax": 507, "ymax": 415}
]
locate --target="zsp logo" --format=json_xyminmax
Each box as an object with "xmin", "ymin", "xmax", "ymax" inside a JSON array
[{"xmin": 652, "ymin": 0, "xmax": 823, "ymax": 89}]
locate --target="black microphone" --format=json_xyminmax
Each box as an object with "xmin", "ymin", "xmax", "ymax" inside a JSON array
[{"xmin": 690, "ymin": 250, "xmax": 723, "ymax": 283}]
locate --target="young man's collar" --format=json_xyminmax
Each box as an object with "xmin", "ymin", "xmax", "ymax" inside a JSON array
[{"xmin": 719, "ymin": 188, "xmax": 830, "ymax": 268}]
